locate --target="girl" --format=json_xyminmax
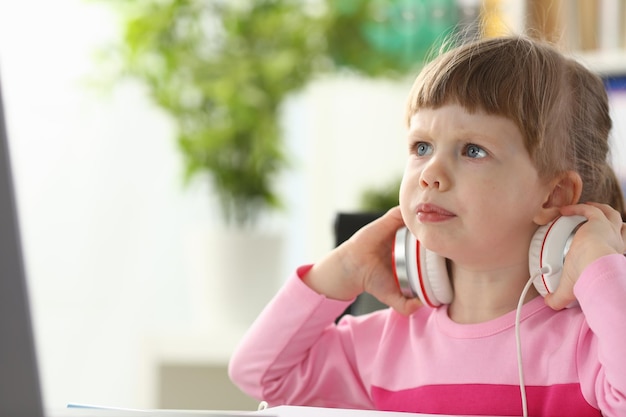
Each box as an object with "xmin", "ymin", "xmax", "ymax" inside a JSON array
[{"xmin": 228, "ymin": 36, "xmax": 626, "ymax": 417}]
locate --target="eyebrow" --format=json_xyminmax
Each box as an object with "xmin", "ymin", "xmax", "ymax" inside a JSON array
[{"xmin": 407, "ymin": 127, "xmax": 499, "ymax": 144}]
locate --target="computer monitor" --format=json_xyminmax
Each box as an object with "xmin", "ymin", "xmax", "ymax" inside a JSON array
[{"xmin": 0, "ymin": 72, "xmax": 45, "ymax": 417}]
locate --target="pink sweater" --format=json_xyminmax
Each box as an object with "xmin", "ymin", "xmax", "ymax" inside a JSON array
[{"xmin": 228, "ymin": 255, "xmax": 626, "ymax": 416}]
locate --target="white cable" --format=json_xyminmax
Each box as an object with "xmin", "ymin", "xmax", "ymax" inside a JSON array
[{"xmin": 515, "ymin": 266, "xmax": 551, "ymax": 417}]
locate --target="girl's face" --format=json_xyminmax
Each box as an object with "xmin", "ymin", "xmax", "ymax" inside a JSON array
[{"xmin": 400, "ymin": 104, "xmax": 554, "ymax": 271}]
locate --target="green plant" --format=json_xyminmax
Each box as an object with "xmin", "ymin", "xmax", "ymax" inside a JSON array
[
  {"xmin": 99, "ymin": 0, "xmax": 461, "ymax": 227},
  {"xmin": 103, "ymin": 0, "xmax": 328, "ymax": 227},
  {"xmin": 359, "ymin": 177, "xmax": 402, "ymax": 212}
]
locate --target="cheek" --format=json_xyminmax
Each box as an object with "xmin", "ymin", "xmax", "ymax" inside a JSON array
[
  {"xmin": 475, "ymin": 177, "xmax": 537, "ymax": 213},
  {"xmin": 399, "ymin": 167, "xmax": 419, "ymax": 218}
]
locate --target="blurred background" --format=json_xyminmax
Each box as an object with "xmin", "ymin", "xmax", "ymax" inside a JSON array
[{"xmin": 0, "ymin": 0, "xmax": 625, "ymax": 412}]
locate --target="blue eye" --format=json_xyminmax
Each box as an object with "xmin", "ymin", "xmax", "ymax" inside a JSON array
[
  {"xmin": 465, "ymin": 144, "xmax": 487, "ymax": 159},
  {"xmin": 415, "ymin": 142, "xmax": 433, "ymax": 156}
]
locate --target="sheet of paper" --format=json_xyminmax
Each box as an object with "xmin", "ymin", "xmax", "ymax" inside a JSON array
[
  {"xmin": 62, "ymin": 403, "xmax": 264, "ymax": 417},
  {"xmin": 63, "ymin": 403, "xmax": 505, "ymax": 417}
]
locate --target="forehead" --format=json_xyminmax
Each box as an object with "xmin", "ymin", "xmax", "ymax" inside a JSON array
[{"xmin": 408, "ymin": 104, "xmax": 523, "ymax": 141}]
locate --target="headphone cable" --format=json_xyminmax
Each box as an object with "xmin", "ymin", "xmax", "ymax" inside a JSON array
[{"xmin": 515, "ymin": 266, "xmax": 551, "ymax": 417}]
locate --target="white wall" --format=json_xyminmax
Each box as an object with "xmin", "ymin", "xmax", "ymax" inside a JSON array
[
  {"xmin": 0, "ymin": 0, "xmax": 211, "ymax": 409},
  {"xmin": 0, "ymin": 0, "xmax": 411, "ymax": 411}
]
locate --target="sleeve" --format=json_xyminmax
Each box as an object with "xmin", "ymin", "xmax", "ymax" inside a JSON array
[
  {"xmin": 227, "ymin": 265, "xmax": 377, "ymax": 409},
  {"xmin": 574, "ymin": 254, "xmax": 626, "ymax": 417}
]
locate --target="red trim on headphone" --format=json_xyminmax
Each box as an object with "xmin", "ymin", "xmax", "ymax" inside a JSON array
[
  {"xmin": 416, "ymin": 240, "xmax": 436, "ymax": 308},
  {"xmin": 539, "ymin": 218, "xmax": 559, "ymax": 294},
  {"xmin": 391, "ymin": 235, "xmax": 401, "ymax": 289}
]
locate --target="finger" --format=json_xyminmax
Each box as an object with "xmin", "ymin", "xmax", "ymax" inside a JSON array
[
  {"xmin": 583, "ymin": 202, "xmax": 623, "ymax": 224},
  {"xmin": 378, "ymin": 290, "xmax": 422, "ymax": 316},
  {"xmin": 356, "ymin": 206, "xmax": 404, "ymax": 240},
  {"xmin": 574, "ymin": 203, "xmax": 626, "ymax": 253},
  {"xmin": 543, "ymin": 283, "xmax": 575, "ymax": 311},
  {"xmin": 380, "ymin": 206, "xmax": 405, "ymax": 230},
  {"xmin": 544, "ymin": 293, "xmax": 568, "ymax": 311},
  {"xmin": 559, "ymin": 202, "xmax": 596, "ymax": 219},
  {"xmin": 391, "ymin": 297, "xmax": 423, "ymax": 316},
  {"xmin": 385, "ymin": 205, "xmax": 403, "ymax": 220}
]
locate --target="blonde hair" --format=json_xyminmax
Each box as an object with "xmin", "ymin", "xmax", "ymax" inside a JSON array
[{"xmin": 406, "ymin": 36, "xmax": 625, "ymax": 217}]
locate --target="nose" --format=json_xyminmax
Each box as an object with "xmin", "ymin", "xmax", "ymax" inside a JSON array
[{"xmin": 419, "ymin": 158, "xmax": 449, "ymax": 190}]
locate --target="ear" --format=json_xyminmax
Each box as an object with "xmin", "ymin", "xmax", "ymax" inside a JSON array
[{"xmin": 533, "ymin": 171, "xmax": 583, "ymax": 225}]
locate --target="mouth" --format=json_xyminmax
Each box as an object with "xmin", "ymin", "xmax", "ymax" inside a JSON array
[{"xmin": 416, "ymin": 203, "xmax": 456, "ymax": 222}]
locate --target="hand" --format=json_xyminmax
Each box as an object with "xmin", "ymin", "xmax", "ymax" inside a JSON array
[
  {"xmin": 348, "ymin": 207, "xmax": 424, "ymax": 315},
  {"xmin": 304, "ymin": 206, "xmax": 422, "ymax": 316},
  {"xmin": 544, "ymin": 202, "xmax": 626, "ymax": 310}
]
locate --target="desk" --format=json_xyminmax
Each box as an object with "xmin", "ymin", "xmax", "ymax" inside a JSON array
[{"xmin": 57, "ymin": 404, "xmax": 506, "ymax": 417}]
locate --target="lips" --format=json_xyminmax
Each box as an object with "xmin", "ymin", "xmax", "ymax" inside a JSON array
[{"xmin": 416, "ymin": 203, "xmax": 456, "ymax": 222}]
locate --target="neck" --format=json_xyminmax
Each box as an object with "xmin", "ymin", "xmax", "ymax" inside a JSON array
[{"xmin": 447, "ymin": 262, "xmax": 540, "ymax": 324}]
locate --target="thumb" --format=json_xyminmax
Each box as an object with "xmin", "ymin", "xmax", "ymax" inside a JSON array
[
  {"xmin": 543, "ymin": 280, "xmax": 576, "ymax": 311},
  {"xmin": 386, "ymin": 294, "xmax": 423, "ymax": 316}
]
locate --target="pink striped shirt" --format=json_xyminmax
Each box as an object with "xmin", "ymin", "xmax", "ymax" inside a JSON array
[{"xmin": 229, "ymin": 254, "xmax": 626, "ymax": 416}]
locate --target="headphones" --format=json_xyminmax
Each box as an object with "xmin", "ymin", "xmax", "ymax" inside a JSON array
[{"xmin": 392, "ymin": 215, "xmax": 587, "ymax": 308}]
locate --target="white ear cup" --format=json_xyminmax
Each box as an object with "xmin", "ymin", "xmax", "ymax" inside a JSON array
[
  {"xmin": 528, "ymin": 215, "xmax": 586, "ymax": 297},
  {"xmin": 417, "ymin": 242, "xmax": 453, "ymax": 307},
  {"xmin": 392, "ymin": 227, "xmax": 452, "ymax": 307}
]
